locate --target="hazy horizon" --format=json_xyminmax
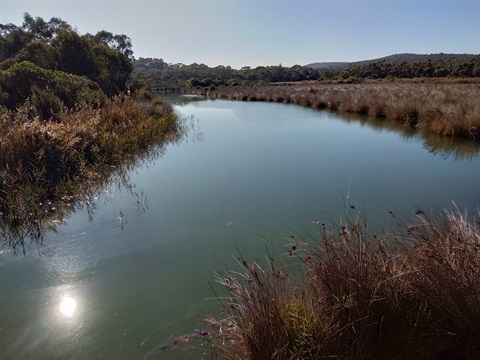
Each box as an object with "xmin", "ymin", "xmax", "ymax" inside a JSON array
[{"xmin": 2, "ymin": 1, "xmax": 479, "ymax": 69}]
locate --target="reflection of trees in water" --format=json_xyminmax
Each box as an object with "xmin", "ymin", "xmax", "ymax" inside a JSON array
[
  {"xmin": 0, "ymin": 150, "xmax": 149, "ymax": 256},
  {"xmin": 0, "ymin": 115, "xmax": 201, "ymax": 256}
]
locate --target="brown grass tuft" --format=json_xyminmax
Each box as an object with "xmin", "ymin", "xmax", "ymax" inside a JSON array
[{"xmin": 209, "ymin": 208, "xmax": 480, "ymax": 360}]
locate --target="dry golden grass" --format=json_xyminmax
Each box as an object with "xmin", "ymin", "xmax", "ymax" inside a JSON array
[
  {"xmin": 209, "ymin": 208, "xmax": 480, "ymax": 360},
  {"xmin": 188, "ymin": 83, "xmax": 480, "ymax": 139}
]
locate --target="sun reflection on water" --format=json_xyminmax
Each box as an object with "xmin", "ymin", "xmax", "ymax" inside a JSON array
[{"xmin": 59, "ymin": 296, "xmax": 77, "ymax": 317}]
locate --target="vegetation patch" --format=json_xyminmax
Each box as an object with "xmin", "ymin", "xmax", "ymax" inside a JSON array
[{"xmin": 207, "ymin": 208, "xmax": 480, "ymax": 360}]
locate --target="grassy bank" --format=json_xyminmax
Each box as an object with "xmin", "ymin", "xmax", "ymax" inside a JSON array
[
  {"xmin": 187, "ymin": 83, "xmax": 480, "ymax": 139},
  {"xmin": 0, "ymin": 94, "xmax": 181, "ymax": 253},
  {"xmin": 208, "ymin": 208, "xmax": 480, "ymax": 359}
]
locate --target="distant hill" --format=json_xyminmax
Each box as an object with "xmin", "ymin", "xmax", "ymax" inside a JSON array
[
  {"xmin": 303, "ymin": 61, "xmax": 350, "ymax": 69},
  {"xmin": 305, "ymin": 53, "xmax": 474, "ymax": 69}
]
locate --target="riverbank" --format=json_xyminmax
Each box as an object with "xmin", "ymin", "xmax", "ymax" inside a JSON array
[
  {"xmin": 0, "ymin": 94, "xmax": 181, "ymax": 253},
  {"xmin": 186, "ymin": 83, "xmax": 480, "ymax": 139},
  {"xmin": 209, "ymin": 208, "xmax": 480, "ymax": 359}
]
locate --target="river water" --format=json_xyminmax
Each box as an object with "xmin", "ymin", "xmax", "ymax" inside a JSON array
[{"xmin": 1, "ymin": 95, "xmax": 479, "ymax": 359}]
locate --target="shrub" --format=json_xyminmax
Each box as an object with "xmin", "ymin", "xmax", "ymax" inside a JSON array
[
  {"xmin": 345, "ymin": 75, "xmax": 359, "ymax": 83},
  {"xmin": 0, "ymin": 61, "xmax": 105, "ymax": 117},
  {"xmin": 30, "ymin": 85, "xmax": 62, "ymax": 120},
  {"xmin": 185, "ymin": 78, "xmax": 201, "ymax": 87}
]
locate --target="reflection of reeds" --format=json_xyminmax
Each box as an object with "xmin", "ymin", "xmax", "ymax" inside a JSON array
[
  {"xmin": 0, "ymin": 95, "xmax": 181, "ymax": 253},
  {"xmin": 210, "ymin": 208, "xmax": 480, "ymax": 360},
  {"xmin": 189, "ymin": 83, "xmax": 480, "ymax": 139}
]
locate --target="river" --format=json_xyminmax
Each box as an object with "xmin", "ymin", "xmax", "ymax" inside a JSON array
[{"xmin": 1, "ymin": 95, "xmax": 479, "ymax": 359}]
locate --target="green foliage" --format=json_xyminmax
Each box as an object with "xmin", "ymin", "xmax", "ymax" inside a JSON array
[
  {"xmin": 256, "ymin": 80, "xmax": 269, "ymax": 86},
  {"xmin": 332, "ymin": 56, "xmax": 480, "ymax": 80},
  {"xmin": 51, "ymin": 28, "xmax": 96, "ymax": 78},
  {"xmin": 14, "ymin": 39, "xmax": 56, "ymax": 69},
  {"xmin": 0, "ymin": 61, "xmax": 105, "ymax": 118},
  {"xmin": 128, "ymin": 72, "xmax": 151, "ymax": 93},
  {"xmin": 134, "ymin": 58, "xmax": 321, "ymax": 87},
  {"xmin": 30, "ymin": 85, "xmax": 62, "ymax": 120},
  {"xmin": 345, "ymin": 75, "xmax": 359, "ymax": 83},
  {"xmin": 134, "ymin": 86, "xmax": 154, "ymax": 101},
  {"xmin": 0, "ymin": 13, "xmax": 134, "ymax": 97},
  {"xmin": 185, "ymin": 78, "xmax": 201, "ymax": 87},
  {"xmin": 136, "ymin": 54, "xmax": 480, "ymax": 86}
]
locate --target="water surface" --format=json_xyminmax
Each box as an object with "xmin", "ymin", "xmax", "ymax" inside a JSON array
[{"xmin": 1, "ymin": 96, "xmax": 479, "ymax": 359}]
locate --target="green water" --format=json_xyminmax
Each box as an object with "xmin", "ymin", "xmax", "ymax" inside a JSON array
[{"xmin": 1, "ymin": 96, "xmax": 479, "ymax": 359}]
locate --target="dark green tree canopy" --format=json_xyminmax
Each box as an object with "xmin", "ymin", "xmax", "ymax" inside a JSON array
[
  {"xmin": 0, "ymin": 13, "xmax": 133, "ymax": 97},
  {"xmin": 134, "ymin": 55, "xmax": 480, "ymax": 87},
  {"xmin": 0, "ymin": 61, "xmax": 105, "ymax": 111}
]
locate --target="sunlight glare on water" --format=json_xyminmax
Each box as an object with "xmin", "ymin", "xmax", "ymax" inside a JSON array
[{"xmin": 59, "ymin": 296, "xmax": 77, "ymax": 317}]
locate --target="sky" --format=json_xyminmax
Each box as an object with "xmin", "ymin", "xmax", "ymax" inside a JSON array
[{"xmin": 1, "ymin": 0, "xmax": 479, "ymax": 69}]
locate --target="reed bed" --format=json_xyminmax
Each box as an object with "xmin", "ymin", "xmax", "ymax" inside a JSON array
[
  {"xmin": 0, "ymin": 95, "xmax": 181, "ymax": 252},
  {"xmin": 209, "ymin": 208, "xmax": 480, "ymax": 360},
  {"xmin": 188, "ymin": 83, "xmax": 480, "ymax": 139}
]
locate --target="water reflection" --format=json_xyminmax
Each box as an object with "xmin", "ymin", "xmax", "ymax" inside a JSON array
[
  {"xmin": 156, "ymin": 92, "xmax": 206, "ymax": 106},
  {"xmin": 0, "ymin": 113, "xmax": 200, "ymax": 257},
  {"xmin": 0, "ymin": 167, "xmax": 132, "ymax": 257},
  {"xmin": 216, "ymin": 97, "xmax": 480, "ymax": 160},
  {"xmin": 339, "ymin": 112, "xmax": 480, "ymax": 160},
  {"xmin": 421, "ymin": 132, "xmax": 480, "ymax": 160},
  {"xmin": 59, "ymin": 296, "xmax": 77, "ymax": 317}
]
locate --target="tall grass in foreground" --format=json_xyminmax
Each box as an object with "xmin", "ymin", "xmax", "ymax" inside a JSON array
[
  {"xmin": 188, "ymin": 83, "xmax": 480, "ymax": 139},
  {"xmin": 209, "ymin": 208, "xmax": 480, "ymax": 359},
  {"xmin": 0, "ymin": 95, "xmax": 181, "ymax": 253}
]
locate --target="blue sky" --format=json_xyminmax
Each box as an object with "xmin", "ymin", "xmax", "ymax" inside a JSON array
[{"xmin": 1, "ymin": 0, "xmax": 479, "ymax": 69}]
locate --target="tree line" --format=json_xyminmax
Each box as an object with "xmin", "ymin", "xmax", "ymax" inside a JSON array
[
  {"xmin": 133, "ymin": 58, "xmax": 320, "ymax": 87},
  {"xmin": 134, "ymin": 55, "xmax": 480, "ymax": 87},
  {"xmin": 337, "ymin": 56, "xmax": 480, "ymax": 80}
]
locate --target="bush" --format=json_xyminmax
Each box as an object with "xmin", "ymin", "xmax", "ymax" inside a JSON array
[
  {"xmin": 30, "ymin": 85, "xmax": 62, "ymax": 120},
  {"xmin": 345, "ymin": 75, "xmax": 359, "ymax": 83},
  {"xmin": 0, "ymin": 61, "xmax": 106, "ymax": 117}
]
